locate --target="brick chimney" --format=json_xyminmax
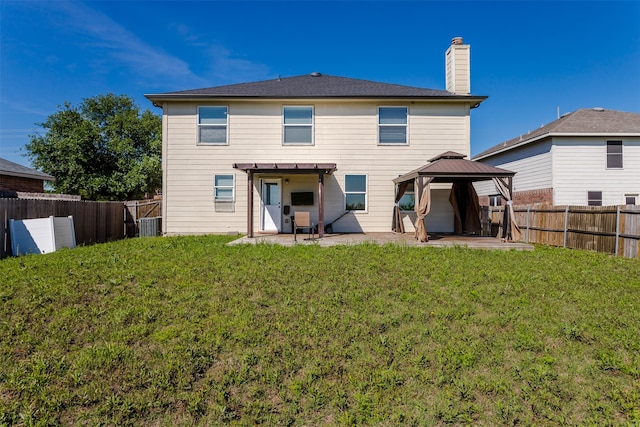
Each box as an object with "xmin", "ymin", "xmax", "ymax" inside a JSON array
[{"xmin": 445, "ymin": 37, "xmax": 470, "ymax": 95}]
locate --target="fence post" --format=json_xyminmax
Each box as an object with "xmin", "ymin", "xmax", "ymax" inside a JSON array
[
  {"xmin": 526, "ymin": 205, "xmax": 530, "ymax": 243},
  {"xmin": 563, "ymin": 206, "xmax": 569, "ymax": 248},
  {"xmin": 615, "ymin": 205, "xmax": 620, "ymax": 257}
]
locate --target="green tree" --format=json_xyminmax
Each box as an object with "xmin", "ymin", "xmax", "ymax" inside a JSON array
[{"xmin": 26, "ymin": 93, "xmax": 161, "ymax": 201}]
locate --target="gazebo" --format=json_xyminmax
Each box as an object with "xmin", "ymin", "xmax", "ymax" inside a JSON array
[{"xmin": 392, "ymin": 152, "xmax": 521, "ymax": 242}]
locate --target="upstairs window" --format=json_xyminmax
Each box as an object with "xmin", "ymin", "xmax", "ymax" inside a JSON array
[
  {"xmin": 606, "ymin": 140, "xmax": 622, "ymax": 169},
  {"xmin": 345, "ymin": 174, "xmax": 367, "ymax": 211},
  {"xmin": 199, "ymin": 106, "xmax": 228, "ymax": 144},
  {"xmin": 379, "ymin": 107, "xmax": 408, "ymax": 144},
  {"xmin": 283, "ymin": 106, "xmax": 313, "ymax": 145},
  {"xmin": 625, "ymin": 194, "xmax": 637, "ymax": 205},
  {"xmin": 587, "ymin": 191, "xmax": 602, "ymax": 206}
]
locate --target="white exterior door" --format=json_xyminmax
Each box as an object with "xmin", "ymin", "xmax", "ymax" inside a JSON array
[{"xmin": 261, "ymin": 179, "xmax": 281, "ymax": 232}]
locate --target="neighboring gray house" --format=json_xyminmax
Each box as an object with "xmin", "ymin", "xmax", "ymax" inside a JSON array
[
  {"xmin": 473, "ymin": 108, "xmax": 640, "ymax": 206},
  {"xmin": 0, "ymin": 157, "xmax": 54, "ymax": 197}
]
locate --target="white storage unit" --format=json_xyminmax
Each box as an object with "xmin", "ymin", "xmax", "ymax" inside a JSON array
[{"xmin": 9, "ymin": 216, "xmax": 76, "ymax": 256}]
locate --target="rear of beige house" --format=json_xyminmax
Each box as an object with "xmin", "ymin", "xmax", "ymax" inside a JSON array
[{"xmin": 146, "ymin": 38, "xmax": 487, "ymax": 236}]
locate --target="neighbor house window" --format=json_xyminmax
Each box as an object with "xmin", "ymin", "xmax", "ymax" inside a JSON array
[
  {"xmin": 199, "ymin": 106, "xmax": 228, "ymax": 144},
  {"xmin": 625, "ymin": 194, "xmax": 637, "ymax": 205},
  {"xmin": 489, "ymin": 195, "xmax": 503, "ymax": 207},
  {"xmin": 345, "ymin": 174, "xmax": 367, "ymax": 211},
  {"xmin": 606, "ymin": 140, "xmax": 623, "ymax": 168},
  {"xmin": 283, "ymin": 106, "xmax": 313, "ymax": 144},
  {"xmin": 587, "ymin": 191, "xmax": 602, "ymax": 206},
  {"xmin": 379, "ymin": 107, "xmax": 408, "ymax": 144},
  {"xmin": 214, "ymin": 174, "xmax": 234, "ymax": 201}
]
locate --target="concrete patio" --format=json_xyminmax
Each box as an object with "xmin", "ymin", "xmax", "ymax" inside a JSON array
[{"xmin": 228, "ymin": 232, "xmax": 534, "ymax": 250}]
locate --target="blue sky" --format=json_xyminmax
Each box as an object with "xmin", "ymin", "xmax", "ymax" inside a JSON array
[{"xmin": 1, "ymin": 1, "xmax": 639, "ymax": 168}]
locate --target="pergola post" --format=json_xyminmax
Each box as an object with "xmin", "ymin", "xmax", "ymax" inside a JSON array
[
  {"xmin": 247, "ymin": 171, "xmax": 254, "ymax": 238},
  {"xmin": 318, "ymin": 173, "xmax": 325, "ymax": 238}
]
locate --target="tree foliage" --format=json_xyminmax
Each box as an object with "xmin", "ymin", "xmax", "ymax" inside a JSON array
[{"xmin": 26, "ymin": 93, "xmax": 161, "ymax": 201}]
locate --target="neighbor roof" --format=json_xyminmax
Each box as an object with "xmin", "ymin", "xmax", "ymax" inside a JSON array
[
  {"xmin": 0, "ymin": 157, "xmax": 55, "ymax": 181},
  {"xmin": 145, "ymin": 73, "xmax": 487, "ymax": 103},
  {"xmin": 473, "ymin": 108, "xmax": 640, "ymax": 160}
]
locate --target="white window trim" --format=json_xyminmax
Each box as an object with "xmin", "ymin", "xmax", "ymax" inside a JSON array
[
  {"xmin": 378, "ymin": 106, "xmax": 409, "ymax": 145},
  {"xmin": 624, "ymin": 194, "xmax": 638, "ymax": 205},
  {"xmin": 606, "ymin": 140, "xmax": 623, "ymax": 169},
  {"xmin": 198, "ymin": 106, "xmax": 229, "ymax": 145},
  {"xmin": 345, "ymin": 173, "xmax": 368, "ymax": 213},
  {"xmin": 214, "ymin": 173, "xmax": 235, "ymax": 202},
  {"xmin": 282, "ymin": 105, "xmax": 314, "ymax": 145}
]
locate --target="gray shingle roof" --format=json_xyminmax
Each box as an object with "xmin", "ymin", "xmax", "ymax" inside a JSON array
[
  {"xmin": 0, "ymin": 157, "xmax": 55, "ymax": 181},
  {"xmin": 146, "ymin": 73, "xmax": 487, "ymax": 101},
  {"xmin": 473, "ymin": 108, "xmax": 640, "ymax": 160}
]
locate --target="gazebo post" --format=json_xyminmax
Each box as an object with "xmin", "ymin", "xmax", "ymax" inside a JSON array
[{"xmin": 507, "ymin": 176, "xmax": 514, "ymax": 240}]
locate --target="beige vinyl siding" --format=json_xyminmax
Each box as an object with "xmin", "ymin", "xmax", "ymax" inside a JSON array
[
  {"xmin": 445, "ymin": 44, "xmax": 470, "ymax": 95},
  {"xmin": 445, "ymin": 51, "xmax": 454, "ymax": 93},
  {"xmin": 552, "ymin": 136, "xmax": 640, "ymax": 205},
  {"xmin": 163, "ymin": 100, "xmax": 471, "ymax": 234},
  {"xmin": 453, "ymin": 50, "xmax": 470, "ymax": 94}
]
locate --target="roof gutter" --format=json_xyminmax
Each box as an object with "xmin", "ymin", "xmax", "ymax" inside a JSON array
[
  {"xmin": 145, "ymin": 94, "xmax": 487, "ymax": 104},
  {"xmin": 1, "ymin": 171, "xmax": 55, "ymax": 181}
]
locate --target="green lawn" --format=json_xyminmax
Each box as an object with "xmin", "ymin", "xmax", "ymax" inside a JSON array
[{"xmin": 1, "ymin": 236, "xmax": 639, "ymax": 426}]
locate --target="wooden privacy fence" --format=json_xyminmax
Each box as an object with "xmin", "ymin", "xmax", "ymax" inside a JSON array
[
  {"xmin": 1, "ymin": 198, "xmax": 125, "ymax": 259},
  {"xmin": 124, "ymin": 199, "xmax": 162, "ymax": 237},
  {"xmin": 487, "ymin": 204, "xmax": 640, "ymax": 259}
]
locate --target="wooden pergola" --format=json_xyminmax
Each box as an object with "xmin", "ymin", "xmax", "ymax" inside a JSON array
[{"xmin": 232, "ymin": 162, "xmax": 337, "ymax": 238}]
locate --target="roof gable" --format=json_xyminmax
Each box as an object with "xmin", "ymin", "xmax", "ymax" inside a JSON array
[
  {"xmin": 473, "ymin": 108, "xmax": 640, "ymax": 160},
  {"xmin": 146, "ymin": 73, "xmax": 487, "ymax": 102}
]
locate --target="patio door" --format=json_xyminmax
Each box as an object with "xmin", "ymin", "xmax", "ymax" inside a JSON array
[{"xmin": 261, "ymin": 179, "xmax": 281, "ymax": 232}]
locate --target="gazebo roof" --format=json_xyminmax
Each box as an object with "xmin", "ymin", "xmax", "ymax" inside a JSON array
[{"xmin": 394, "ymin": 152, "xmax": 515, "ymax": 184}]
